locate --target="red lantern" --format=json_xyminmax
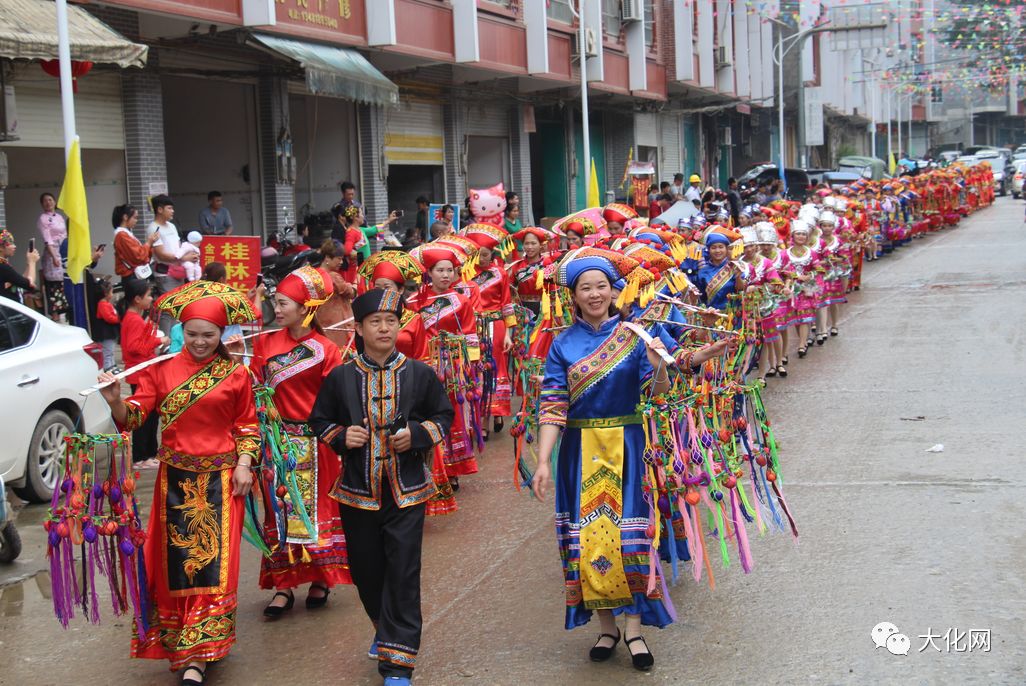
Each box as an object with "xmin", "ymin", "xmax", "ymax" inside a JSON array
[{"xmin": 39, "ymin": 59, "xmax": 94, "ymax": 93}]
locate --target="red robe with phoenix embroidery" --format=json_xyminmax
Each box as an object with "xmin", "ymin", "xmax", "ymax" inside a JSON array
[
  {"xmin": 121, "ymin": 351, "xmax": 259, "ymax": 670},
  {"xmin": 252, "ymin": 328, "xmax": 352, "ymax": 590}
]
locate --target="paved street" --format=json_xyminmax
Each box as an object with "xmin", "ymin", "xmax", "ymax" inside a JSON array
[{"xmin": 2, "ymin": 198, "xmax": 1025, "ymax": 685}]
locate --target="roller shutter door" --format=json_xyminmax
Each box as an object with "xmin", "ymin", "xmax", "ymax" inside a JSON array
[
  {"xmin": 7, "ymin": 67, "xmax": 123, "ymax": 149},
  {"xmin": 660, "ymin": 114, "xmax": 682, "ymax": 179},
  {"xmin": 384, "ymin": 100, "xmax": 444, "ymax": 165},
  {"xmin": 465, "ymin": 103, "xmax": 509, "ymax": 137},
  {"xmin": 635, "ymin": 112, "xmax": 658, "ymax": 148}
]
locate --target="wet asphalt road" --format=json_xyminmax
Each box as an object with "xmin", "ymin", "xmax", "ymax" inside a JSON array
[{"xmin": 1, "ymin": 198, "xmax": 1024, "ymax": 685}]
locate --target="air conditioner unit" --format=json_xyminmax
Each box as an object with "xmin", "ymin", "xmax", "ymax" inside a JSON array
[
  {"xmin": 572, "ymin": 27, "xmax": 600, "ymax": 59},
  {"xmin": 715, "ymin": 45, "xmax": 731, "ymax": 69},
  {"xmin": 719, "ymin": 126, "xmax": 733, "ymax": 146},
  {"xmin": 621, "ymin": 0, "xmax": 644, "ymax": 23}
]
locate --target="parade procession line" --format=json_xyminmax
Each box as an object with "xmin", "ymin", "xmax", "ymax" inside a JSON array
[{"xmin": 2, "ymin": 201, "xmax": 1025, "ymax": 685}]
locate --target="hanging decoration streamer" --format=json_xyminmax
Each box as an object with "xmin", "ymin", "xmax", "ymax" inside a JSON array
[{"xmin": 45, "ymin": 433, "xmax": 149, "ymax": 637}]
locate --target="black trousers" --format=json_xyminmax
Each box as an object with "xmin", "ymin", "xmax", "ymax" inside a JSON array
[
  {"xmin": 129, "ymin": 383, "xmax": 159, "ymax": 462},
  {"xmin": 340, "ymin": 480, "xmax": 426, "ymax": 678}
]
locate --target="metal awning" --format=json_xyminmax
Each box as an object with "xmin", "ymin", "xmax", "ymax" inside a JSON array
[
  {"xmin": 249, "ymin": 33, "xmax": 398, "ymax": 107},
  {"xmin": 0, "ymin": 0, "xmax": 147, "ymax": 68}
]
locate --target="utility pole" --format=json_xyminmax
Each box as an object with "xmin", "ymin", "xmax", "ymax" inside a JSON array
[
  {"xmin": 886, "ymin": 90, "xmax": 893, "ymax": 163},
  {"xmin": 572, "ymin": 0, "xmax": 590, "ymax": 206}
]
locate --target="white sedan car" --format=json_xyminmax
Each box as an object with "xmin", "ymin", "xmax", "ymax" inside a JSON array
[{"xmin": 0, "ymin": 298, "xmax": 114, "ymax": 502}]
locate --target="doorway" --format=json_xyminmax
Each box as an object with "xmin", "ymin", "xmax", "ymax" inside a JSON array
[{"xmin": 530, "ymin": 118, "xmax": 569, "ymax": 222}]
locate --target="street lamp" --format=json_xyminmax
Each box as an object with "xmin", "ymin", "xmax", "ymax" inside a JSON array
[{"xmin": 769, "ymin": 17, "xmax": 888, "ymax": 180}]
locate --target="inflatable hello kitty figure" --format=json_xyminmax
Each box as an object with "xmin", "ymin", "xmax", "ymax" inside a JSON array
[{"xmin": 468, "ymin": 182, "xmax": 507, "ymax": 227}]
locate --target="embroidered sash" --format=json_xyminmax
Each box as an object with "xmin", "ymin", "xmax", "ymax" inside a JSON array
[
  {"xmin": 566, "ymin": 324, "xmax": 635, "ymax": 404},
  {"xmin": 579, "ymin": 426, "xmax": 631, "ymax": 610},
  {"xmin": 705, "ymin": 263, "xmax": 734, "ymax": 305},
  {"xmin": 159, "ymin": 356, "xmax": 237, "ymax": 429},
  {"xmin": 265, "ymin": 340, "xmax": 325, "ymax": 389},
  {"xmin": 280, "ymin": 421, "xmax": 319, "ymax": 545},
  {"xmin": 419, "ymin": 294, "xmax": 460, "ymax": 331}
]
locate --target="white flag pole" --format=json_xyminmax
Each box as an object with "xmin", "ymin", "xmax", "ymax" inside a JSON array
[{"xmin": 55, "ymin": 0, "xmax": 77, "ymax": 158}]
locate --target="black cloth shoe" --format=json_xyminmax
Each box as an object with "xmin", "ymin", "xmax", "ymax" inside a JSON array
[
  {"xmin": 263, "ymin": 590, "xmax": 294, "ymax": 619},
  {"xmin": 180, "ymin": 664, "xmax": 206, "ymax": 685},
  {"xmin": 589, "ymin": 629, "xmax": 621, "ymax": 662},
  {"xmin": 306, "ymin": 584, "xmax": 330, "ymax": 609},
  {"xmin": 625, "ymin": 635, "xmax": 654, "ymax": 671}
]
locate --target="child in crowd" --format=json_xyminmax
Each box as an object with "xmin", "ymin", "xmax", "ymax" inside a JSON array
[
  {"xmin": 119, "ymin": 278, "xmax": 164, "ymax": 467},
  {"xmin": 169, "ymin": 261, "xmax": 259, "ymax": 357},
  {"xmin": 179, "ymin": 231, "xmax": 203, "ymax": 281},
  {"xmin": 95, "ymin": 280, "xmax": 120, "ymax": 371}
]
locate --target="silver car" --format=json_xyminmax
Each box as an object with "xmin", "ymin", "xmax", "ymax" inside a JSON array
[{"xmin": 1013, "ymin": 160, "xmax": 1026, "ymax": 198}]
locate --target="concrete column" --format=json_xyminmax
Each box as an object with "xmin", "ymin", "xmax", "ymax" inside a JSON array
[
  {"xmin": 443, "ymin": 103, "xmax": 466, "ymax": 206},
  {"xmin": 258, "ymin": 75, "xmax": 295, "ymax": 234},
  {"xmin": 357, "ymin": 103, "xmax": 389, "ymax": 222},
  {"xmin": 509, "ymin": 105, "xmax": 534, "ymax": 225},
  {"xmin": 121, "ymin": 60, "xmax": 168, "ymax": 235}
]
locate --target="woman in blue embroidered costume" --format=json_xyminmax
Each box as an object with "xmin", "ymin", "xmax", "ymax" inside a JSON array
[
  {"xmin": 531, "ymin": 247, "xmax": 727, "ymax": 672},
  {"xmin": 98, "ymin": 281, "xmax": 259, "ymax": 686},
  {"xmin": 252, "ymin": 266, "xmax": 352, "ymax": 618},
  {"xmin": 693, "ymin": 229, "xmax": 747, "ymax": 312}
]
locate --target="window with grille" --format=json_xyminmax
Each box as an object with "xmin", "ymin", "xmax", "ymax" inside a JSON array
[
  {"xmin": 930, "ymin": 86, "xmax": 943, "ymax": 104},
  {"xmin": 547, "ymin": 0, "xmax": 574, "ymax": 23},
  {"xmin": 602, "ymin": 0, "xmax": 621, "ymax": 38},
  {"xmin": 644, "ymin": 0, "xmax": 655, "ymax": 48}
]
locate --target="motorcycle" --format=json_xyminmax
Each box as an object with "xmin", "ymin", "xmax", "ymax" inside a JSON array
[
  {"xmin": 0, "ymin": 474, "xmax": 22, "ymax": 563},
  {"xmin": 261, "ymin": 225, "xmax": 323, "ymax": 326}
]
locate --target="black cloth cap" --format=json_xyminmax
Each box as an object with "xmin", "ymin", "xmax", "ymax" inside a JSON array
[{"xmin": 352, "ymin": 287, "xmax": 405, "ymax": 322}]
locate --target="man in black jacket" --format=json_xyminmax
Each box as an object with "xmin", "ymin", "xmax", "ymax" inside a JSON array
[{"xmin": 311, "ymin": 288, "xmax": 453, "ymax": 686}]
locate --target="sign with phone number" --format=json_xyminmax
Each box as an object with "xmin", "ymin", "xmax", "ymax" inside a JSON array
[{"xmin": 199, "ymin": 236, "xmax": 261, "ymax": 293}]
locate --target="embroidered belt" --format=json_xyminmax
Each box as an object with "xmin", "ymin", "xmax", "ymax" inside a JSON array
[
  {"xmin": 567, "ymin": 414, "xmax": 642, "ymax": 429},
  {"xmin": 158, "ymin": 446, "xmax": 237, "ymax": 472},
  {"xmin": 281, "ymin": 419, "xmax": 314, "ymax": 436}
]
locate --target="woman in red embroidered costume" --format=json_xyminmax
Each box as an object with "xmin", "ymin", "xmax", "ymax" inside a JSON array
[
  {"xmin": 507, "ymin": 227, "xmax": 555, "ymax": 318},
  {"xmin": 406, "ymin": 244, "xmax": 481, "ymax": 488},
  {"xmin": 359, "ymin": 250, "xmax": 457, "ymax": 516},
  {"xmin": 252, "ymin": 266, "xmax": 353, "ymax": 618},
  {"xmin": 97, "ymin": 281, "xmax": 259, "ymax": 685},
  {"xmin": 358, "ymin": 250, "xmax": 428, "ymax": 360},
  {"xmin": 462, "ymin": 223, "xmax": 518, "ymax": 436}
]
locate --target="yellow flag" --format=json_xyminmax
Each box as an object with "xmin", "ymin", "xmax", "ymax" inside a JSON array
[
  {"xmin": 58, "ymin": 137, "xmax": 91, "ymax": 284},
  {"xmin": 587, "ymin": 157, "xmax": 600, "ymax": 208},
  {"xmin": 888, "ymin": 152, "xmax": 897, "ymax": 176}
]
